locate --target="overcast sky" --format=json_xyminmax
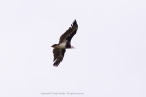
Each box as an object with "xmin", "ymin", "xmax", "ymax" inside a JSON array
[{"xmin": 0, "ymin": 0, "xmax": 146, "ymax": 97}]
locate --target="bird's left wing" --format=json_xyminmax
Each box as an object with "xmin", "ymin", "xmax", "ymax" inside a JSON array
[
  {"xmin": 53, "ymin": 48, "xmax": 66, "ymax": 67},
  {"xmin": 59, "ymin": 20, "xmax": 78, "ymax": 44}
]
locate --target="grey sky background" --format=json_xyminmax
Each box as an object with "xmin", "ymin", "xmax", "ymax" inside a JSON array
[{"xmin": 0, "ymin": 0, "xmax": 146, "ymax": 97}]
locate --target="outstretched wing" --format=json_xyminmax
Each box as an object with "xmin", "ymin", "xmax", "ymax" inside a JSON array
[
  {"xmin": 59, "ymin": 20, "xmax": 78, "ymax": 44},
  {"xmin": 53, "ymin": 48, "xmax": 66, "ymax": 67}
]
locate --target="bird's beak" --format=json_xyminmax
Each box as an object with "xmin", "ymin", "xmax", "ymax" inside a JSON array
[{"xmin": 71, "ymin": 46, "xmax": 75, "ymax": 49}]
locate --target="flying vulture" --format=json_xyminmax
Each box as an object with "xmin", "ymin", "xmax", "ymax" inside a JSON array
[{"xmin": 51, "ymin": 20, "xmax": 78, "ymax": 67}]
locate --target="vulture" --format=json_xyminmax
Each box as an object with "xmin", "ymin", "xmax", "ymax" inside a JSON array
[{"xmin": 51, "ymin": 20, "xmax": 78, "ymax": 67}]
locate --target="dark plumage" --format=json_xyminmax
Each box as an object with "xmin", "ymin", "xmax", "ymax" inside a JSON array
[{"xmin": 51, "ymin": 20, "xmax": 78, "ymax": 67}]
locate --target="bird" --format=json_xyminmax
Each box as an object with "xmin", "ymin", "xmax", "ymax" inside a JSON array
[{"xmin": 51, "ymin": 20, "xmax": 78, "ymax": 67}]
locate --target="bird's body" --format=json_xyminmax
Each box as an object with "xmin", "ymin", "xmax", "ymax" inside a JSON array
[{"xmin": 51, "ymin": 20, "xmax": 78, "ymax": 67}]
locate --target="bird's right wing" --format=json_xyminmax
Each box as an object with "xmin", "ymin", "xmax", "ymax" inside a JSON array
[{"xmin": 53, "ymin": 48, "xmax": 66, "ymax": 67}]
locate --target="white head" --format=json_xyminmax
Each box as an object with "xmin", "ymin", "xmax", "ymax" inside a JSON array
[
  {"xmin": 66, "ymin": 46, "xmax": 75, "ymax": 49},
  {"xmin": 71, "ymin": 46, "xmax": 75, "ymax": 49}
]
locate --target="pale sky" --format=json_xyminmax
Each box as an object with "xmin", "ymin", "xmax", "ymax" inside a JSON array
[{"xmin": 0, "ymin": 0, "xmax": 146, "ymax": 97}]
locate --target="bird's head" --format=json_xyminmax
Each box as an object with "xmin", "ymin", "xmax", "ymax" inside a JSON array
[
  {"xmin": 51, "ymin": 44, "xmax": 58, "ymax": 48},
  {"xmin": 71, "ymin": 46, "xmax": 75, "ymax": 49},
  {"xmin": 67, "ymin": 46, "xmax": 75, "ymax": 49}
]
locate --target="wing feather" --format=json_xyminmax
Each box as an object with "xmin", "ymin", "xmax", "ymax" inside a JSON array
[
  {"xmin": 59, "ymin": 20, "xmax": 78, "ymax": 44},
  {"xmin": 53, "ymin": 48, "xmax": 66, "ymax": 66}
]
